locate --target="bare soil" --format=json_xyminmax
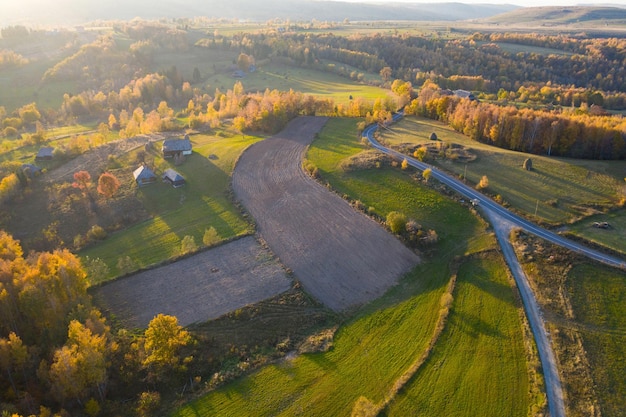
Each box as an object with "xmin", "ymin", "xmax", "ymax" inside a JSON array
[
  {"xmin": 232, "ymin": 116, "xmax": 420, "ymax": 311},
  {"xmin": 91, "ymin": 236, "xmax": 292, "ymax": 328}
]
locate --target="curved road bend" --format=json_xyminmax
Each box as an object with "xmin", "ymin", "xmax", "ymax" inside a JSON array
[{"xmin": 363, "ymin": 114, "xmax": 624, "ymax": 417}]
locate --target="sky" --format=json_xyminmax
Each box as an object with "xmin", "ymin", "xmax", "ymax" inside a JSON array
[{"xmin": 352, "ymin": 0, "xmax": 626, "ymax": 5}]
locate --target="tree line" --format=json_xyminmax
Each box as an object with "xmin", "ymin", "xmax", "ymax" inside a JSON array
[{"xmin": 407, "ymin": 81, "xmax": 626, "ymax": 159}]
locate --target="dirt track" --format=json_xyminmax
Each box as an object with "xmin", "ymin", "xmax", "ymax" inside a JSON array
[{"xmin": 232, "ymin": 116, "xmax": 419, "ymax": 311}]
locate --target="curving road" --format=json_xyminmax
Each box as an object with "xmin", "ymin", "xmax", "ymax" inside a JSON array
[
  {"xmin": 364, "ymin": 113, "xmax": 623, "ymax": 417},
  {"xmin": 364, "ymin": 114, "xmax": 626, "ymax": 271}
]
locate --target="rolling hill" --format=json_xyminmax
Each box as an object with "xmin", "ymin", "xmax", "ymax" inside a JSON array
[
  {"xmin": 1, "ymin": 0, "xmax": 517, "ymax": 27},
  {"xmin": 484, "ymin": 5, "xmax": 626, "ymax": 25}
]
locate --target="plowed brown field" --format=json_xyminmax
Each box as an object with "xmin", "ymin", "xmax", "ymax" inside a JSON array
[
  {"xmin": 232, "ymin": 116, "xmax": 419, "ymax": 311},
  {"xmin": 92, "ymin": 236, "xmax": 291, "ymax": 328}
]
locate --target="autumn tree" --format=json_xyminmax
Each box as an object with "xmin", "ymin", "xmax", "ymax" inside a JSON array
[
  {"xmin": 72, "ymin": 171, "xmax": 92, "ymax": 196},
  {"xmin": 142, "ymin": 314, "xmax": 192, "ymax": 381},
  {"xmin": 379, "ymin": 66, "xmax": 392, "ymax": 82},
  {"xmin": 97, "ymin": 172, "xmax": 121, "ymax": 199},
  {"xmin": 0, "ymin": 332, "xmax": 30, "ymax": 397},
  {"xmin": 49, "ymin": 320, "xmax": 108, "ymax": 404}
]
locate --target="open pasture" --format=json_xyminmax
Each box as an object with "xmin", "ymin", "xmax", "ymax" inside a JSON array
[
  {"xmin": 387, "ymin": 252, "xmax": 533, "ymax": 416},
  {"xmin": 379, "ymin": 116, "xmax": 623, "ymax": 225}
]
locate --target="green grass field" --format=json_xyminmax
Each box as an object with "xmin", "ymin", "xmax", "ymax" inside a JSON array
[
  {"xmin": 79, "ymin": 130, "xmax": 260, "ymax": 278},
  {"xmin": 567, "ymin": 263, "xmax": 626, "ymax": 416},
  {"xmin": 172, "ymin": 118, "xmax": 532, "ymax": 416},
  {"xmin": 379, "ymin": 116, "xmax": 624, "ymax": 225},
  {"xmin": 387, "ymin": 252, "xmax": 532, "ymax": 416}
]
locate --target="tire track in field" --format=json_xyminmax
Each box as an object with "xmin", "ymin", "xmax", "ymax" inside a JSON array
[{"xmin": 233, "ymin": 116, "xmax": 419, "ymax": 311}]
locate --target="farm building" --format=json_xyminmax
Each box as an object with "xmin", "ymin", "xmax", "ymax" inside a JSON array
[
  {"xmin": 453, "ymin": 89, "xmax": 477, "ymax": 101},
  {"xmin": 162, "ymin": 168, "xmax": 186, "ymax": 188},
  {"xmin": 133, "ymin": 165, "xmax": 157, "ymax": 186},
  {"xmin": 21, "ymin": 163, "xmax": 41, "ymax": 178},
  {"xmin": 35, "ymin": 147, "xmax": 54, "ymax": 160},
  {"xmin": 162, "ymin": 137, "xmax": 192, "ymax": 159}
]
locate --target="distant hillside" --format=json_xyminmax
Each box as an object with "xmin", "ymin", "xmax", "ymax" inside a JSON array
[
  {"xmin": 484, "ymin": 6, "xmax": 626, "ymax": 25},
  {"xmin": 1, "ymin": 0, "xmax": 517, "ymax": 27}
]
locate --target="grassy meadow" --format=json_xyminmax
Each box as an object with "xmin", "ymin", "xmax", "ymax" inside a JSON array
[
  {"xmin": 79, "ymin": 130, "xmax": 260, "ymax": 278},
  {"xmin": 172, "ymin": 118, "xmax": 534, "ymax": 416},
  {"xmin": 379, "ymin": 116, "xmax": 625, "ymax": 230},
  {"xmin": 566, "ymin": 263, "xmax": 626, "ymax": 416},
  {"xmin": 387, "ymin": 252, "xmax": 535, "ymax": 416}
]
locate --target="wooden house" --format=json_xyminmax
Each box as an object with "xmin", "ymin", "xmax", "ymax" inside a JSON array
[
  {"xmin": 133, "ymin": 165, "xmax": 157, "ymax": 186},
  {"xmin": 35, "ymin": 147, "xmax": 54, "ymax": 160},
  {"xmin": 162, "ymin": 168, "xmax": 185, "ymax": 188},
  {"xmin": 162, "ymin": 138, "xmax": 192, "ymax": 159}
]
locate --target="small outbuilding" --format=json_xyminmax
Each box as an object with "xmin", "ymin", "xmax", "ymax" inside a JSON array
[
  {"xmin": 162, "ymin": 138, "xmax": 192, "ymax": 159},
  {"xmin": 35, "ymin": 147, "xmax": 54, "ymax": 160},
  {"xmin": 453, "ymin": 89, "xmax": 477, "ymax": 101},
  {"xmin": 21, "ymin": 163, "xmax": 42, "ymax": 178},
  {"xmin": 133, "ymin": 165, "xmax": 157, "ymax": 186},
  {"xmin": 162, "ymin": 168, "xmax": 185, "ymax": 188}
]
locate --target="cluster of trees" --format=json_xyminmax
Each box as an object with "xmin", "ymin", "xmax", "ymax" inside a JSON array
[
  {"xmin": 407, "ymin": 81, "xmax": 626, "ymax": 159},
  {"xmin": 0, "ymin": 231, "xmax": 194, "ymax": 416},
  {"xmin": 386, "ymin": 211, "xmax": 438, "ymax": 249},
  {"xmin": 197, "ymin": 30, "xmax": 626, "ymax": 110},
  {"xmin": 0, "ymin": 49, "xmax": 28, "ymax": 70}
]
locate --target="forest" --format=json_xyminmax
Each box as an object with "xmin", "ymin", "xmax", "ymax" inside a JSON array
[{"xmin": 0, "ymin": 16, "xmax": 626, "ymax": 416}]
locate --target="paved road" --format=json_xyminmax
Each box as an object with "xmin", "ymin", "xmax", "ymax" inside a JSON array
[
  {"xmin": 364, "ymin": 114, "xmax": 626, "ymax": 271},
  {"xmin": 363, "ymin": 113, "xmax": 624, "ymax": 417}
]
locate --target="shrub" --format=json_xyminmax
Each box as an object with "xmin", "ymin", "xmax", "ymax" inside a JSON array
[
  {"xmin": 386, "ymin": 211, "xmax": 407, "ymax": 234},
  {"xmin": 117, "ymin": 255, "xmax": 138, "ymax": 275},
  {"xmin": 86, "ymin": 225, "xmax": 107, "ymax": 241},
  {"xmin": 423, "ymin": 168, "xmax": 432, "ymax": 182},
  {"xmin": 203, "ymin": 227, "xmax": 220, "ymax": 246},
  {"xmin": 477, "ymin": 175, "xmax": 489, "ymax": 190},
  {"xmin": 83, "ymin": 256, "xmax": 110, "ymax": 285},
  {"xmin": 181, "ymin": 235, "xmax": 197, "ymax": 254}
]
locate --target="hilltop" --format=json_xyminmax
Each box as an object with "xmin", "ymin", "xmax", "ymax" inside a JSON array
[
  {"xmin": 1, "ymin": 0, "xmax": 517, "ymax": 27},
  {"xmin": 484, "ymin": 5, "xmax": 626, "ymax": 26}
]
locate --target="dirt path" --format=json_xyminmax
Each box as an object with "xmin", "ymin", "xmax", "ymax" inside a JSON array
[
  {"xmin": 232, "ymin": 116, "xmax": 420, "ymax": 311},
  {"xmin": 91, "ymin": 236, "xmax": 292, "ymax": 328},
  {"xmin": 485, "ymin": 209, "xmax": 566, "ymax": 417}
]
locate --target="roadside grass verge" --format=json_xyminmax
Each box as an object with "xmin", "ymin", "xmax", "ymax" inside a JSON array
[
  {"xmin": 567, "ymin": 263, "xmax": 626, "ymax": 416},
  {"xmin": 567, "ymin": 210, "xmax": 626, "ymax": 255},
  {"xmin": 171, "ymin": 118, "xmax": 532, "ymax": 416},
  {"xmin": 379, "ymin": 116, "xmax": 623, "ymax": 225},
  {"xmin": 514, "ymin": 232, "xmax": 626, "ymax": 415},
  {"xmin": 79, "ymin": 131, "xmax": 260, "ymax": 278},
  {"xmin": 386, "ymin": 252, "xmax": 533, "ymax": 416}
]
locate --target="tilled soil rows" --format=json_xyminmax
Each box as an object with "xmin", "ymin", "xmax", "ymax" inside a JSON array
[
  {"xmin": 232, "ymin": 116, "xmax": 419, "ymax": 311},
  {"xmin": 92, "ymin": 236, "xmax": 292, "ymax": 328}
]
